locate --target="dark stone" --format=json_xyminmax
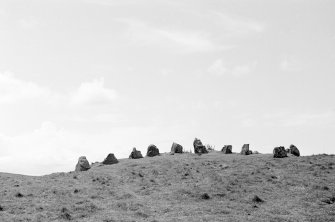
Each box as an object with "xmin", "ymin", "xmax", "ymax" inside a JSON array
[
  {"xmin": 252, "ymin": 195, "xmax": 264, "ymax": 203},
  {"xmin": 102, "ymin": 153, "xmax": 119, "ymax": 165},
  {"xmin": 221, "ymin": 145, "xmax": 232, "ymax": 154},
  {"xmin": 129, "ymin": 148, "xmax": 143, "ymax": 159},
  {"xmin": 289, "ymin": 144, "xmax": 300, "ymax": 157},
  {"xmin": 201, "ymin": 193, "xmax": 210, "ymax": 200},
  {"xmin": 193, "ymin": 138, "xmax": 208, "ymax": 154},
  {"xmin": 75, "ymin": 156, "xmax": 90, "ymax": 172},
  {"xmin": 147, "ymin": 144, "xmax": 160, "ymax": 157},
  {"xmin": 273, "ymin": 146, "xmax": 288, "ymax": 158},
  {"xmin": 15, "ymin": 192, "xmax": 23, "ymax": 198},
  {"xmin": 171, "ymin": 142, "xmax": 183, "ymax": 153},
  {"xmin": 241, "ymin": 144, "xmax": 252, "ymax": 155}
]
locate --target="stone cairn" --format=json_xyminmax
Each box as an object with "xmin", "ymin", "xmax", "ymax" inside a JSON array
[
  {"xmin": 221, "ymin": 145, "xmax": 233, "ymax": 154},
  {"xmin": 147, "ymin": 144, "xmax": 160, "ymax": 157},
  {"xmin": 102, "ymin": 153, "xmax": 119, "ymax": 165},
  {"xmin": 129, "ymin": 148, "xmax": 143, "ymax": 159},
  {"xmin": 171, "ymin": 142, "xmax": 183, "ymax": 154},
  {"xmin": 75, "ymin": 156, "xmax": 90, "ymax": 172},
  {"xmin": 273, "ymin": 146, "xmax": 288, "ymax": 158},
  {"xmin": 240, "ymin": 144, "xmax": 252, "ymax": 155},
  {"xmin": 193, "ymin": 138, "xmax": 208, "ymax": 154}
]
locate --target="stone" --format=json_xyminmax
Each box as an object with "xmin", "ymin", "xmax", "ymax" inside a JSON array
[
  {"xmin": 102, "ymin": 153, "xmax": 119, "ymax": 165},
  {"xmin": 273, "ymin": 146, "xmax": 288, "ymax": 158},
  {"xmin": 75, "ymin": 156, "xmax": 90, "ymax": 172},
  {"xmin": 193, "ymin": 138, "xmax": 208, "ymax": 154},
  {"xmin": 129, "ymin": 148, "xmax": 143, "ymax": 159},
  {"xmin": 241, "ymin": 144, "xmax": 252, "ymax": 155},
  {"xmin": 221, "ymin": 145, "xmax": 232, "ymax": 154},
  {"xmin": 289, "ymin": 144, "xmax": 300, "ymax": 157},
  {"xmin": 171, "ymin": 142, "xmax": 183, "ymax": 153},
  {"xmin": 147, "ymin": 144, "xmax": 160, "ymax": 157}
]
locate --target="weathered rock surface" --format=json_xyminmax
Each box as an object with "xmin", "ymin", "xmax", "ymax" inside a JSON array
[
  {"xmin": 171, "ymin": 142, "xmax": 183, "ymax": 153},
  {"xmin": 273, "ymin": 146, "xmax": 288, "ymax": 158},
  {"xmin": 221, "ymin": 145, "xmax": 232, "ymax": 154},
  {"xmin": 102, "ymin": 153, "xmax": 119, "ymax": 165},
  {"xmin": 75, "ymin": 156, "xmax": 90, "ymax": 172},
  {"xmin": 147, "ymin": 144, "xmax": 160, "ymax": 157},
  {"xmin": 193, "ymin": 138, "xmax": 208, "ymax": 154},
  {"xmin": 129, "ymin": 148, "xmax": 143, "ymax": 159},
  {"xmin": 241, "ymin": 144, "xmax": 252, "ymax": 155},
  {"xmin": 289, "ymin": 144, "xmax": 300, "ymax": 157}
]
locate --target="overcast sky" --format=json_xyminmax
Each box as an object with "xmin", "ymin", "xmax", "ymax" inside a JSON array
[{"xmin": 0, "ymin": 0, "xmax": 334, "ymax": 175}]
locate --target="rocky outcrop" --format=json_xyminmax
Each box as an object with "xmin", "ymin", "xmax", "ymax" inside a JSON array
[
  {"xmin": 193, "ymin": 138, "xmax": 208, "ymax": 154},
  {"xmin": 240, "ymin": 144, "xmax": 252, "ymax": 155},
  {"xmin": 289, "ymin": 144, "xmax": 300, "ymax": 157},
  {"xmin": 147, "ymin": 144, "xmax": 160, "ymax": 157},
  {"xmin": 102, "ymin": 153, "xmax": 119, "ymax": 165},
  {"xmin": 171, "ymin": 142, "xmax": 183, "ymax": 153},
  {"xmin": 273, "ymin": 146, "xmax": 288, "ymax": 158},
  {"xmin": 221, "ymin": 145, "xmax": 232, "ymax": 154},
  {"xmin": 129, "ymin": 148, "xmax": 143, "ymax": 159},
  {"xmin": 75, "ymin": 156, "xmax": 90, "ymax": 172}
]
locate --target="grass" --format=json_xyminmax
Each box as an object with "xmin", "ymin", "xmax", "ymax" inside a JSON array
[{"xmin": 0, "ymin": 152, "xmax": 334, "ymax": 221}]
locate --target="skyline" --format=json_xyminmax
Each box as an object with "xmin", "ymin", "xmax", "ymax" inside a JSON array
[{"xmin": 0, "ymin": 0, "xmax": 335, "ymax": 175}]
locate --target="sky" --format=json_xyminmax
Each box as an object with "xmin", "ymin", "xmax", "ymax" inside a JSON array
[{"xmin": 0, "ymin": 0, "xmax": 334, "ymax": 175}]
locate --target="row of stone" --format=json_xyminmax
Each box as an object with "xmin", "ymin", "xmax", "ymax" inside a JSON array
[{"xmin": 75, "ymin": 138, "xmax": 301, "ymax": 171}]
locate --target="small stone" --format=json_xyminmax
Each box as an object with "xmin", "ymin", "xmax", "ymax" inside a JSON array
[
  {"xmin": 273, "ymin": 146, "xmax": 288, "ymax": 158},
  {"xmin": 147, "ymin": 144, "xmax": 160, "ymax": 157},
  {"xmin": 129, "ymin": 148, "xmax": 143, "ymax": 159},
  {"xmin": 289, "ymin": 144, "xmax": 300, "ymax": 157},
  {"xmin": 75, "ymin": 156, "xmax": 90, "ymax": 172},
  {"xmin": 102, "ymin": 153, "xmax": 119, "ymax": 165},
  {"xmin": 241, "ymin": 144, "xmax": 252, "ymax": 155},
  {"xmin": 201, "ymin": 193, "xmax": 210, "ymax": 200},
  {"xmin": 221, "ymin": 145, "xmax": 232, "ymax": 154},
  {"xmin": 252, "ymin": 195, "xmax": 264, "ymax": 203},
  {"xmin": 15, "ymin": 192, "xmax": 24, "ymax": 198},
  {"xmin": 171, "ymin": 142, "xmax": 183, "ymax": 153},
  {"xmin": 193, "ymin": 138, "xmax": 208, "ymax": 154}
]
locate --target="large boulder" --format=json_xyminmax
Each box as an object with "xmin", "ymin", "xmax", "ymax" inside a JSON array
[
  {"xmin": 129, "ymin": 148, "xmax": 143, "ymax": 159},
  {"xmin": 273, "ymin": 146, "xmax": 288, "ymax": 158},
  {"xmin": 193, "ymin": 138, "xmax": 208, "ymax": 154},
  {"xmin": 75, "ymin": 156, "xmax": 90, "ymax": 172},
  {"xmin": 147, "ymin": 144, "xmax": 160, "ymax": 157},
  {"xmin": 289, "ymin": 144, "xmax": 300, "ymax": 157},
  {"xmin": 171, "ymin": 142, "xmax": 183, "ymax": 153},
  {"xmin": 221, "ymin": 145, "xmax": 232, "ymax": 154},
  {"xmin": 102, "ymin": 153, "xmax": 119, "ymax": 165},
  {"xmin": 241, "ymin": 144, "xmax": 252, "ymax": 155}
]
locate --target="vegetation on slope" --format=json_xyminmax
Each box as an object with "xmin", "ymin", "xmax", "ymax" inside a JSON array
[{"xmin": 0, "ymin": 152, "xmax": 334, "ymax": 221}]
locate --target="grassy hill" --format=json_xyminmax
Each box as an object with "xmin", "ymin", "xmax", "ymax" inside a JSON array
[{"xmin": 0, "ymin": 152, "xmax": 334, "ymax": 221}]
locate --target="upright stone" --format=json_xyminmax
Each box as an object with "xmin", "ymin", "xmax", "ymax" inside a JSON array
[
  {"xmin": 193, "ymin": 138, "xmax": 208, "ymax": 154},
  {"xmin": 221, "ymin": 145, "xmax": 232, "ymax": 154},
  {"xmin": 129, "ymin": 148, "xmax": 143, "ymax": 159},
  {"xmin": 75, "ymin": 156, "xmax": 90, "ymax": 172},
  {"xmin": 273, "ymin": 146, "xmax": 288, "ymax": 158},
  {"xmin": 241, "ymin": 144, "xmax": 252, "ymax": 155},
  {"xmin": 171, "ymin": 142, "xmax": 183, "ymax": 153},
  {"xmin": 289, "ymin": 144, "xmax": 300, "ymax": 157},
  {"xmin": 147, "ymin": 144, "xmax": 160, "ymax": 157},
  {"xmin": 102, "ymin": 153, "xmax": 119, "ymax": 165}
]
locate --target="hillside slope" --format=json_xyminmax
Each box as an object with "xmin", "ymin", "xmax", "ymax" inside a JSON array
[{"xmin": 0, "ymin": 152, "xmax": 334, "ymax": 221}]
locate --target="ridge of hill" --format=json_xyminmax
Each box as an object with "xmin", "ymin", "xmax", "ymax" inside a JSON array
[{"xmin": 0, "ymin": 152, "xmax": 334, "ymax": 221}]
